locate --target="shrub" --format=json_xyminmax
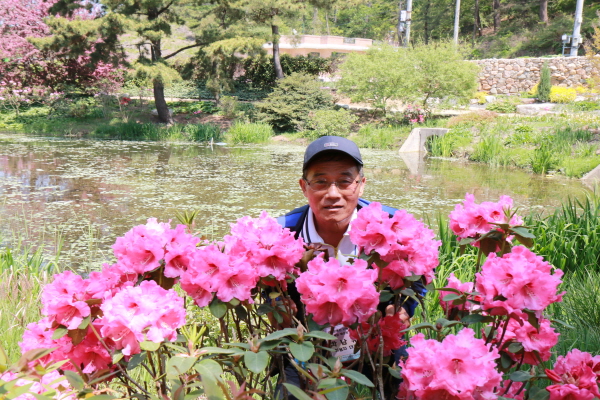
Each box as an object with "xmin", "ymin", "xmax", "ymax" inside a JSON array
[
  {"xmin": 447, "ymin": 111, "xmax": 498, "ymax": 127},
  {"xmin": 474, "ymin": 91, "xmax": 487, "ymax": 104},
  {"xmin": 549, "ymin": 87, "xmax": 577, "ymax": 103},
  {"xmin": 219, "ymin": 96, "xmax": 239, "ymax": 118},
  {"xmin": 566, "ymin": 101, "xmax": 600, "ymax": 112},
  {"xmin": 242, "ymin": 54, "xmax": 334, "ymax": 89},
  {"xmin": 353, "ymin": 124, "xmax": 410, "ymax": 149},
  {"xmin": 537, "ymin": 62, "xmax": 551, "ymax": 102},
  {"xmin": 226, "ymin": 122, "xmax": 273, "ymax": 143},
  {"xmin": 485, "ymin": 96, "xmax": 521, "ymax": 113},
  {"xmin": 305, "ymin": 109, "xmax": 358, "ymax": 139},
  {"xmin": 257, "ymin": 73, "xmax": 333, "ymax": 132}
]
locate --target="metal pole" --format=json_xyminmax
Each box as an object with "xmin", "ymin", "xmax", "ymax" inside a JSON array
[
  {"xmin": 569, "ymin": 0, "xmax": 584, "ymax": 57},
  {"xmin": 405, "ymin": 0, "xmax": 412, "ymax": 47},
  {"xmin": 453, "ymin": 0, "xmax": 461, "ymax": 44}
]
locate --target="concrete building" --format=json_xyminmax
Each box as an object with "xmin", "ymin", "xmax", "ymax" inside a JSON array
[{"xmin": 263, "ymin": 35, "xmax": 373, "ymax": 58}]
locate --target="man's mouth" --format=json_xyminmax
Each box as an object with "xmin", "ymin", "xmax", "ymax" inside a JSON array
[{"xmin": 324, "ymin": 205, "xmax": 343, "ymax": 210}]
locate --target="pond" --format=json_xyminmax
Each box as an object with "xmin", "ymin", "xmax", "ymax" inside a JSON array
[{"xmin": 0, "ymin": 133, "xmax": 592, "ymax": 272}]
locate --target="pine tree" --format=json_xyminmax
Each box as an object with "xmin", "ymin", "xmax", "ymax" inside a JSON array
[{"xmin": 537, "ymin": 61, "xmax": 551, "ymax": 103}]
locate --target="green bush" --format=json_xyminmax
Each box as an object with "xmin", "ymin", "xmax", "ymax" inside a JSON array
[
  {"xmin": 219, "ymin": 96, "xmax": 239, "ymax": 119},
  {"xmin": 549, "ymin": 86, "xmax": 577, "ymax": 103},
  {"xmin": 485, "ymin": 96, "xmax": 521, "ymax": 113},
  {"xmin": 537, "ymin": 62, "xmax": 551, "ymax": 102},
  {"xmin": 565, "ymin": 101, "xmax": 600, "ymax": 112},
  {"xmin": 225, "ymin": 122, "xmax": 273, "ymax": 144},
  {"xmin": 94, "ymin": 122, "xmax": 222, "ymax": 142},
  {"xmin": 257, "ymin": 73, "xmax": 333, "ymax": 132},
  {"xmin": 242, "ymin": 54, "xmax": 334, "ymax": 89},
  {"xmin": 304, "ymin": 109, "xmax": 358, "ymax": 139},
  {"xmin": 352, "ymin": 124, "xmax": 410, "ymax": 149}
]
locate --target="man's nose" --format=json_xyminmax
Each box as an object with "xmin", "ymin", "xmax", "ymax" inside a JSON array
[{"xmin": 324, "ymin": 182, "xmax": 342, "ymax": 197}]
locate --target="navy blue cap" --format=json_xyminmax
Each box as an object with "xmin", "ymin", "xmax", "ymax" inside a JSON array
[{"xmin": 303, "ymin": 136, "xmax": 363, "ymax": 170}]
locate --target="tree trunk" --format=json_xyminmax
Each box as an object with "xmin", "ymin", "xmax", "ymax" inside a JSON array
[
  {"xmin": 424, "ymin": 0, "xmax": 431, "ymax": 44},
  {"xmin": 397, "ymin": 0, "xmax": 404, "ymax": 46},
  {"xmin": 493, "ymin": 0, "xmax": 501, "ymax": 33},
  {"xmin": 313, "ymin": 7, "xmax": 318, "ymax": 35},
  {"xmin": 539, "ymin": 0, "xmax": 548, "ymax": 25},
  {"xmin": 150, "ymin": 37, "xmax": 173, "ymax": 124},
  {"xmin": 473, "ymin": 0, "xmax": 481, "ymax": 41},
  {"xmin": 326, "ymin": 12, "xmax": 330, "ymax": 35},
  {"xmin": 272, "ymin": 24, "xmax": 284, "ymax": 80}
]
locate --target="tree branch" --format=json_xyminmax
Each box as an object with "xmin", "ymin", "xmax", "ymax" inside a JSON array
[
  {"xmin": 163, "ymin": 43, "xmax": 204, "ymax": 59},
  {"xmin": 156, "ymin": 0, "xmax": 175, "ymax": 16}
]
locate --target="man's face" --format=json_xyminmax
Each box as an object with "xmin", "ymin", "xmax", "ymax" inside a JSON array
[{"xmin": 299, "ymin": 157, "xmax": 366, "ymax": 233}]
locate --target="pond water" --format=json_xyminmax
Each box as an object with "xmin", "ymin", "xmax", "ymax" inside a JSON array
[{"xmin": 0, "ymin": 133, "xmax": 592, "ymax": 271}]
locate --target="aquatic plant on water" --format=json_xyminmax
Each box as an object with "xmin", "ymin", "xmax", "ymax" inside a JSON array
[{"xmin": 2, "ymin": 195, "xmax": 598, "ymax": 400}]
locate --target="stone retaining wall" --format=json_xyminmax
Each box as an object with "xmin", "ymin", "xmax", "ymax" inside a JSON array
[{"xmin": 473, "ymin": 57, "xmax": 598, "ymax": 95}]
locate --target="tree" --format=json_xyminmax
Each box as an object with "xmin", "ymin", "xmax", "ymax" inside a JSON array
[
  {"xmin": 540, "ymin": 0, "xmax": 549, "ymax": 25},
  {"xmin": 240, "ymin": 0, "xmax": 303, "ymax": 80},
  {"xmin": 337, "ymin": 42, "xmax": 479, "ymax": 112},
  {"xmin": 537, "ymin": 61, "xmax": 551, "ymax": 102},
  {"xmin": 337, "ymin": 45, "xmax": 414, "ymax": 114},
  {"xmin": 35, "ymin": 0, "xmax": 248, "ymax": 123}
]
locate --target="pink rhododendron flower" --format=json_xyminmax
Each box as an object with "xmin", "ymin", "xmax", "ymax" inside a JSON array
[
  {"xmin": 41, "ymin": 271, "xmax": 92, "ymax": 330},
  {"xmin": 494, "ymin": 314, "xmax": 559, "ymax": 365},
  {"xmin": 545, "ymin": 349, "xmax": 600, "ymax": 400},
  {"xmin": 496, "ymin": 380, "xmax": 526, "ymax": 400},
  {"xmin": 475, "ymin": 246, "xmax": 564, "ymax": 315},
  {"xmin": 296, "ymin": 255, "xmax": 379, "ymax": 326},
  {"xmin": 112, "ymin": 218, "xmax": 199, "ymax": 277},
  {"xmin": 66, "ymin": 321, "xmax": 113, "ymax": 374},
  {"xmin": 0, "ymin": 370, "xmax": 74, "ymax": 400},
  {"xmin": 449, "ymin": 194, "xmax": 523, "ymax": 242},
  {"xmin": 19, "ymin": 317, "xmax": 72, "ymax": 366},
  {"xmin": 224, "ymin": 211, "xmax": 304, "ymax": 283},
  {"xmin": 86, "ymin": 263, "xmax": 136, "ymax": 299},
  {"xmin": 350, "ymin": 312, "xmax": 408, "ymax": 356},
  {"xmin": 100, "ymin": 280, "xmax": 186, "ymax": 356},
  {"xmin": 400, "ymin": 328, "xmax": 502, "ymax": 400},
  {"xmin": 350, "ymin": 202, "xmax": 440, "ymax": 287},
  {"xmin": 439, "ymin": 273, "xmax": 475, "ymax": 314}
]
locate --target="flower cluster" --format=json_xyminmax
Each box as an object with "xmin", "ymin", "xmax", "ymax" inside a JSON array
[
  {"xmin": 545, "ymin": 349, "xmax": 600, "ymax": 400},
  {"xmin": 475, "ymin": 246, "xmax": 564, "ymax": 315},
  {"xmin": 295, "ymin": 256, "xmax": 379, "ymax": 326},
  {"xmin": 399, "ymin": 329, "xmax": 502, "ymax": 399},
  {"xmin": 438, "ymin": 272, "xmax": 476, "ymax": 314},
  {"xmin": 495, "ymin": 316, "xmax": 559, "ymax": 365},
  {"xmin": 349, "ymin": 202, "xmax": 440, "ymax": 287},
  {"xmin": 349, "ymin": 313, "xmax": 408, "ymax": 356},
  {"xmin": 0, "ymin": 370, "xmax": 74, "ymax": 400},
  {"xmin": 449, "ymin": 193, "xmax": 523, "ymax": 242}
]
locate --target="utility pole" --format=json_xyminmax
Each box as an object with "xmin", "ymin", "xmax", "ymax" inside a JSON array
[
  {"xmin": 405, "ymin": 0, "xmax": 412, "ymax": 47},
  {"xmin": 569, "ymin": 0, "xmax": 584, "ymax": 57},
  {"xmin": 453, "ymin": 0, "xmax": 461, "ymax": 44}
]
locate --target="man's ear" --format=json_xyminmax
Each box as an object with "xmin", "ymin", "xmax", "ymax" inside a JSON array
[
  {"xmin": 358, "ymin": 177, "xmax": 366, "ymax": 197},
  {"xmin": 299, "ymin": 178, "xmax": 308, "ymax": 198}
]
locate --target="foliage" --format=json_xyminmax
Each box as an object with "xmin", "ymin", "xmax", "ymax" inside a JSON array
[
  {"xmin": 225, "ymin": 122, "xmax": 273, "ymax": 143},
  {"xmin": 241, "ymin": 54, "xmax": 334, "ymax": 89},
  {"xmin": 447, "ymin": 111, "xmax": 498, "ymax": 127},
  {"xmin": 304, "ymin": 108, "xmax": 358, "ymax": 139},
  {"xmin": 401, "ymin": 104, "xmax": 431, "ymax": 124},
  {"xmin": 549, "ymin": 87, "xmax": 577, "ymax": 104},
  {"xmin": 427, "ymin": 127, "xmax": 473, "ymax": 157},
  {"xmin": 352, "ymin": 124, "xmax": 411, "ymax": 149},
  {"xmin": 485, "ymin": 96, "xmax": 521, "ymax": 113},
  {"xmin": 564, "ymin": 101, "xmax": 600, "ymax": 112},
  {"xmin": 94, "ymin": 122, "xmax": 222, "ymax": 142},
  {"xmin": 257, "ymin": 73, "xmax": 333, "ymax": 132},
  {"xmin": 474, "ymin": 91, "xmax": 487, "ymax": 104},
  {"xmin": 218, "ymin": 96, "xmax": 240, "ymax": 119},
  {"xmin": 168, "ymin": 101, "xmax": 218, "ymax": 115},
  {"xmin": 337, "ymin": 42, "xmax": 478, "ymax": 113},
  {"xmin": 537, "ymin": 62, "xmax": 552, "ymax": 102}
]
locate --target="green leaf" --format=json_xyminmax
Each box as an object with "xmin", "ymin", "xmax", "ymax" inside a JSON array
[
  {"xmin": 77, "ymin": 315, "xmax": 90, "ymax": 330},
  {"xmin": 194, "ymin": 359, "xmax": 223, "ymax": 380},
  {"xmin": 528, "ymin": 386, "xmax": 550, "ymax": 400},
  {"xmin": 289, "ymin": 341, "xmax": 315, "ymax": 362},
  {"xmin": 435, "ymin": 287, "xmax": 462, "ymax": 294},
  {"xmin": 510, "ymin": 226, "xmax": 536, "ymax": 239},
  {"xmin": 404, "ymin": 273, "xmax": 422, "ymax": 282},
  {"xmin": 209, "ymin": 298, "xmax": 227, "ymax": 319},
  {"xmin": 140, "ymin": 341, "xmax": 161, "ymax": 352},
  {"xmin": 340, "ymin": 369, "xmax": 374, "ymax": 387},
  {"xmin": 51, "ymin": 327, "xmax": 68, "ymax": 341},
  {"xmin": 460, "ymin": 314, "xmax": 485, "ymax": 324},
  {"xmin": 459, "ymin": 237, "xmax": 476, "ymax": 245},
  {"xmin": 513, "ymin": 234, "xmax": 534, "ymax": 248},
  {"xmin": 127, "ymin": 352, "xmax": 146, "ymax": 370},
  {"xmin": 63, "ymin": 370, "xmax": 84, "ymax": 391},
  {"xmin": 244, "ymin": 351, "xmax": 269, "ymax": 374},
  {"xmin": 402, "ymin": 322, "xmax": 436, "ymax": 332},
  {"xmin": 282, "ymin": 384, "xmax": 313, "ymax": 400},
  {"xmin": 500, "ymin": 352, "xmax": 514, "ymax": 370},
  {"xmin": 234, "ymin": 305, "xmax": 248, "ymax": 320},
  {"xmin": 256, "ymin": 304, "xmax": 274, "ymax": 315},
  {"xmin": 199, "ymin": 347, "xmax": 235, "ymax": 355},
  {"xmin": 166, "ymin": 356, "xmax": 198, "ymax": 379},
  {"xmin": 304, "ymin": 331, "xmax": 337, "ymax": 341},
  {"xmin": 509, "ymin": 370, "xmax": 532, "ymax": 382},
  {"xmin": 507, "ymin": 342, "xmax": 524, "ymax": 353},
  {"xmin": 322, "ymin": 380, "xmax": 349, "ymax": 400},
  {"xmin": 387, "ymin": 366, "xmax": 402, "ymax": 379},
  {"xmin": 551, "ymin": 318, "xmax": 574, "ymax": 329},
  {"xmin": 262, "ymin": 328, "xmax": 299, "ymax": 342},
  {"xmin": 112, "ymin": 352, "xmax": 123, "ymax": 364},
  {"xmin": 442, "ymin": 293, "xmax": 462, "ymax": 301},
  {"xmin": 379, "ymin": 291, "xmax": 394, "ymax": 302}
]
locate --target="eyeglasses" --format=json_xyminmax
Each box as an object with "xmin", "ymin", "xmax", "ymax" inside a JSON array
[{"xmin": 304, "ymin": 177, "xmax": 362, "ymax": 192}]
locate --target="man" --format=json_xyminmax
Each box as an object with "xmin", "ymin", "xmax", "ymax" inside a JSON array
[{"xmin": 275, "ymin": 136, "xmax": 423, "ymax": 398}]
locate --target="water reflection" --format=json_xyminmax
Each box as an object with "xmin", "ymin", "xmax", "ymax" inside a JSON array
[{"xmin": 0, "ymin": 133, "xmax": 591, "ymax": 271}]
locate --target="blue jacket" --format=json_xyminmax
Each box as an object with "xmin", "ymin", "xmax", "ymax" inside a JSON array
[{"xmin": 277, "ymin": 198, "xmax": 425, "ymax": 318}]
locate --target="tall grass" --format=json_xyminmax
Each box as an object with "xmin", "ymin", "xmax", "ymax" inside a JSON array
[
  {"xmin": 0, "ymin": 241, "xmax": 59, "ymax": 362},
  {"xmin": 225, "ymin": 122, "xmax": 273, "ymax": 144},
  {"xmin": 94, "ymin": 122, "xmax": 222, "ymax": 142},
  {"xmin": 470, "ymin": 135, "xmax": 511, "ymax": 166},
  {"xmin": 352, "ymin": 124, "xmax": 410, "ymax": 149}
]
